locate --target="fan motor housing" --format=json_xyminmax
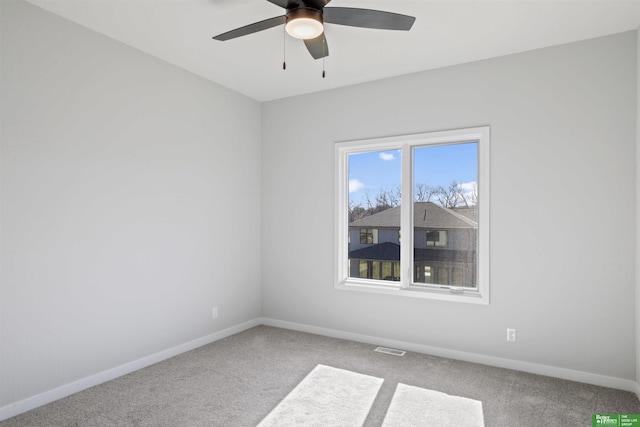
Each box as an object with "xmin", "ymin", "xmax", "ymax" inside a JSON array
[{"xmin": 286, "ymin": 7, "xmax": 323, "ymax": 25}]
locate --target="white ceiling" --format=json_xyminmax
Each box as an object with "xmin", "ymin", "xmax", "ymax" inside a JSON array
[{"xmin": 25, "ymin": 0, "xmax": 640, "ymax": 102}]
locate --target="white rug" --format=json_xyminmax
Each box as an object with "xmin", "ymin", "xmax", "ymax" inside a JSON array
[
  {"xmin": 382, "ymin": 383, "xmax": 484, "ymax": 427},
  {"xmin": 258, "ymin": 364, "xmax": 384, "ymax": 427}
]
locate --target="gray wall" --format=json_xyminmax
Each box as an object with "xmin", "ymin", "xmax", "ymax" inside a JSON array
[
  {"xmin": 262, "ymin": 31, "xmax": 637, "ymax": 380},
  {"xmin": 0, "ymin": 0, "xmax": 262, "ymax": 407}
]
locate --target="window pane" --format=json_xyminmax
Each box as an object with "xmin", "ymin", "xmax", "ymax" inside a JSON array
[
  {"xmin": 452, "ymin": 267, "xmax": 463, "ymax": 286},
  {"xmin": 372, "ymin": 261, "xmax": 381, "ymax": 279},
  {"xmin": 348, "ymin": 150, "xmax": 401, "ymax": 282},
  {"xmin": 423, "ymin": 265, "xmax": 433, "ymax": 284},
  {"xmin": 358, "ymin": 260, "xmax": 368, "ymax": 278},
  {"xmin": 437, "ymin": 267, "xmax": 449, "ymax": 285},
  {"xmin": 381, "ymin": 261, "xmax": 392, "ymax": 280},
  {"xmin": 426, "ymin": 230, "xmax": 448, "ymax": 247},
  {"xmin": 413, "ymin": 142, "xmax": 478, "ymax": 288}
]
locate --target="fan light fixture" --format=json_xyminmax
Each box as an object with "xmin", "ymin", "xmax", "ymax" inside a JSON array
[
  {"xmin": 285, "ymin": 8, "xmax": 323, "ymax": 40},
  {"xmin": 213, "ymin": 1, "xmax": 416, "ymax": 63}
]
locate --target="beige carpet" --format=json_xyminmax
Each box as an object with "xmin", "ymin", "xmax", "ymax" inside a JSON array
[{"xmin": 2, "ymin": 326, "xmax": 639, "ymax": 426}]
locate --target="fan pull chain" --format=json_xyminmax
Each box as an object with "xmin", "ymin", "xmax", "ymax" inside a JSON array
[
  {"xmin": 282, "ymin": 25, "xmax": 286, "ymax": 70},
  {"xmin": 322, "ymin": 36, "xmax": 326, "ymax": 78}
]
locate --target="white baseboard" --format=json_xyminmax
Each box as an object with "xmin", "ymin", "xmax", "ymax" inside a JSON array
[
  {"xmin": 260, "ymin": 317, "xmax": 640, "ymax": 395},
  {"xmin": 0, "ymin": 318, "xmax": 262, "ymax": 422}
]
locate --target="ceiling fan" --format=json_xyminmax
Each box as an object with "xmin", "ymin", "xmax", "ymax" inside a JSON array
[{"xmin": 212, "ymin": 0, "xmax": 416, "ymax": 60}]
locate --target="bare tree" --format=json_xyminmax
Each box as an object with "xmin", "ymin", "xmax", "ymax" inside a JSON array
[
  {"xmin": 465, "ymin": 182, "xmax": 478, "ymax": 206},
  {"xmin": 349, "ymin": 204, "xmax": 368, "ymax": 223},
  {"xmin": 433, "ymin": 181, "xmax": 479, "ymax": 208},
  {"xmin": 351, "ymin": 180, "xmax": 477, "ymax": 223},
  {"xmin": 375, "ymin": 187, "xmax": 401, "ymax": 209},
  {"xmin": 390, "ymin": 186, "xmax": 402, "ymax": 207},
  {"xmin": 435, "ymin": 181, "xmax": 464, "ymax": 208},
  {"xmin": 362, "ymin": 190, "xmax": 374, "ymax": 210},
  {"xmin": 414, "ymin": 183, "xmax": 437, "ymax": 202},
  {"xmin": 455, "ymin": 184, "xmax": 470, "ymax": 208},
  {"xmin": 349, "ymin": 187, "xmax": 402, "ymax": 223}
]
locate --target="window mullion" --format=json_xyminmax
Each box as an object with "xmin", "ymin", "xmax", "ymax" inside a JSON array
[{"xmin": 400, "ymin": 142, "xmax": 412, "ymax": 289}]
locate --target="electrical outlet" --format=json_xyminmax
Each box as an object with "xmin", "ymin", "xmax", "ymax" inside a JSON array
[
  {"xmin": 506, "ymin": 328, "xmax": 516, "ymax": 342},
  {"xmin": 212, "ymin": 307, "xmax": 218, "ymax": 319}
]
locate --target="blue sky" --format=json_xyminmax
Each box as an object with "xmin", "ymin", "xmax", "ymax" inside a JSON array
[{"xmin": 348, "ymin": 142, "xmax": 478, "ymax": 207}]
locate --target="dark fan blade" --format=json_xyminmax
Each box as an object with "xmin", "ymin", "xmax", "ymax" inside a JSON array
[
  {"xmin": 266, "ymin": 0, "xmax": 297, "ymax": 8},
  {"xmin": 266, "ymin": 0, "xmax": 289, "ymax": 7},
  {"xmin": 213, "ymin": 15, "xmax": 286, "ymax": 41},
  {"xmin": 303, "ymin": 33, "xmax": 329, "ymax": 59},
  {"xmin": 324, "ymin": 7, "xmax": 415, "ymax": 31}
]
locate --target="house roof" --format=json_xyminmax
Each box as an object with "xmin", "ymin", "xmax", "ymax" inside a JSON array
[
  {"xmin": 452, "ymin": 207, "xmax": 478, "ymax": 223},
  {"xmin": 349, "ymin": 242, "xmax": 400, "ymax": 261},
  {"xmin": 349, "ymin": 242, "xmax": 475, "ymax": 263},
  {"xmin": 350, "ymin": 202, "xmax": 476, "ymax": 229}
]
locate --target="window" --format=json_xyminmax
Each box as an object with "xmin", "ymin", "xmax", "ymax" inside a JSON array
[
  {"xmin": 357, "ymin": 260, "xmax": 401, "ymax": 281},
  {"xmin": 426, "ymin": 230, "xmax": 447, "ymax": 247},
  {"xmin": 335, "ymin": 127, "xmax": 490, "ymax": 304},
  {"xmin": 360, "ymin": 228, "xmax": 379, "ymax": 244},
  {"xmin": 414, "ymin": 264, "xmax": 468, "ymax": 285}
]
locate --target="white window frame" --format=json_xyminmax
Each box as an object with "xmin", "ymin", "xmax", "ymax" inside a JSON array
[{"xmin": 335, "ymin": 126, "xmax": 490, "ymax": 305}]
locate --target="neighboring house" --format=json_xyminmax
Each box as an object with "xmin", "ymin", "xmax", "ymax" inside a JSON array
[{"xmin": 348, "ymin": 202, "xmax": 477, "ymax": 287}]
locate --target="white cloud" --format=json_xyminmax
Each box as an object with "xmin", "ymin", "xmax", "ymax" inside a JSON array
[
  {"xmin": 349, "ymin": 179, "xmax": 365, "ymax": 193},
  {"xmin": 379, "ymin": 152, "xmax": 395, "ymax": 161},
  {"xmin": 459, "ymin": 181, "xmax": 477, "ymax": 192},
  {"xmin": 459, "ymin": 181, "xmax": 477, "ymax": 204}
]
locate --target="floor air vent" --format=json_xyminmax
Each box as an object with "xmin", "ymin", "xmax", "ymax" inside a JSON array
[{"xmin": 374, "ymin": 346, "xmax": 406, "ymax": 356}]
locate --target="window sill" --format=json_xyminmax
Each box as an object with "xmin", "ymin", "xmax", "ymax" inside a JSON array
[{"xmin": 335, "ymin": 280, "xmax": 489, "ymax": 305}]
